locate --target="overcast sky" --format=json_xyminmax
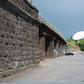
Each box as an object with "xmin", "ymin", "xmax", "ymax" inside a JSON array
[{"xmin": 33, "ymin": 0, "xmax": 84, "ymax": 39}]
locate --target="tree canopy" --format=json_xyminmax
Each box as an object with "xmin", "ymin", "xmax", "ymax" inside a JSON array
[
  {"xmin": 67, "ymin": 38, "xmax": 84, "ymax": 51},
  {"xmin": 78, "ymin": 40, "xmax": 84, "ymax": 51}
]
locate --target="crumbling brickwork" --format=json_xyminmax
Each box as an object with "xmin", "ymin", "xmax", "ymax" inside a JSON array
[{"xmin": 0, "ymin": 0, "xmax": 39, "ymax": 71}]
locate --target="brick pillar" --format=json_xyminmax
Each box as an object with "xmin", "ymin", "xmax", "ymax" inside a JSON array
[
  {"xmin": 59, "ymin": 42, "xmax": 65, "ymax": 56},
  {"xmin": 45, "ymin": 36, "xmax": 54, "ymax": 58},
  {"xmin": 49, "ymin": 38, "xmax": 54, "ymax": 57},
  {"xmin": 53, "ymin": 39, "xmax": 58, "ymax": 57},
  {"xmin": 62, "ymin": 45, "xmax": 66, "ymax": 55},
  {"xmin": 61, "ymin": 43, "xmax": 65, "ymax": 56},
  {"xmin": 60, "ymin": 43, "xmax": 63, "ymax": 56},
  {"xmin": 54, "ymin": 41, "xmax": 59, "ymax": 57},
  {"xmin": 39, "ymin": 33, "xmax": 46, "ymax": 60},
  {"xmin": 58, "ymin": 41, "xmax": 62, "ymax": 56}
]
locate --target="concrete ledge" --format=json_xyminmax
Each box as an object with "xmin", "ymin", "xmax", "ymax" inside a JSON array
[{"xmin": 0, "ymin": 63, "xmax": 38, "ymax": 78}]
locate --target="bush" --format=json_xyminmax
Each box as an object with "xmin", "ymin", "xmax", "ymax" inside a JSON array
[{"xmin": 78, "ymin": 40, "xmax": 84, "ymax": 51}]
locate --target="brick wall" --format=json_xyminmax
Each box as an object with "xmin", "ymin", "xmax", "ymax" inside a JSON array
[
  {"xmin": 8, "ymin": 0, "xmax": 38, "ymax": 18},
  {"xmin": 0, "ymin": 0, "xmax": 39, "ymax": 71}
]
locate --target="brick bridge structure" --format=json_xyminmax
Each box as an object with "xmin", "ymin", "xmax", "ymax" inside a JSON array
[{"xmin": 0, "ymin": 0, "xmax": 66, "ymax": 77}]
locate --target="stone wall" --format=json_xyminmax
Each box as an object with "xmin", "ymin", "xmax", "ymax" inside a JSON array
[
  {"xmin": 0, "ymin": 0, "xmax": 39, "ymax": 71},
  {"xmin": 0, "ymin": 0, "xmax": 66, "ymax": 75},
  {"xmin": 39, "ymin": 23, "xmax": 66, "ymax": 59},
  {"xmin": 8, "ymin": 0, "xmax": 38, "ymax": 19}
]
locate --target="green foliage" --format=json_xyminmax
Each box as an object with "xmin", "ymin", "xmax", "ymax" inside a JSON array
[
  {"xmin": 67, "ymin": 38, "xmax": 77, "ymax": 49},
  {"xmin": 67, "ymin": 38, "xmax": 84, "ymax": 51},
  {"xmin": 78, "ymin": 40, "xmax": 84, "ymax": 51}
]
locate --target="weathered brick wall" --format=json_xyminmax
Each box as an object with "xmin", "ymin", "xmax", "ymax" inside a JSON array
[
  {"xmin": 0, "ymin": 0, "xmax": 39, "ymax": 71},
  {"xmin": 8, "ymin": 0, "xmax": 38, "ymax": 18}
]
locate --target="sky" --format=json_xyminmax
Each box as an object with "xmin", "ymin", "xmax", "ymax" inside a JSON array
[{"xmin": 33, "ymin": 0, "xmax": 84, "ymax": 39}]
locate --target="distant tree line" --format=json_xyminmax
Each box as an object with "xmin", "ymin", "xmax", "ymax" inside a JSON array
[{"xmin": 67, "ymin": 38, "xmax": 84, "ymax": 51}]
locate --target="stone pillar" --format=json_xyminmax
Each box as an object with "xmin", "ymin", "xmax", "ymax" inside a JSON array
[
  {"xmin": 58, "ymin": 41, "xmax": 63, "ymax": 56},
  {"xmin": 63, "ymin": 45, "xmax": 67, "ymax": 55},
  {"xmin": 39, "ymin": 32, "xmax": 46, "ymax": 60},
  {"xmin": 59, "ymin": 42, "xmax": 66, "ymax": 56},
  {"xmin": 50, "ymin": 38, "xmax": 54, "ymax": 57},
  {"xmin": 45, "ymin": 36, "xmax": 54, "ymax": 58},
  {"xmin": 60, "ymin": 43, "xmax": 63, "ymax": 56},
  {"xmin": 54, "ymin": 39, "xmax": 58, "ymax": 57},
  {"xmin": 55, "ymin": 42, "xmax": 59, "ymax": 57}
]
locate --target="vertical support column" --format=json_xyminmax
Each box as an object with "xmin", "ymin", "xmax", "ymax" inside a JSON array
[
  {"xmin": 58, "ymin": 40, "xmax": 63, "ymax": 56},
  {"xmin": 61, "ymin": 43, "xmax": 64, "ymax": 56},
  {"xmin": 57, "ymin": 40, "xmax": 61, "ymax": 57},
  {"xmin": 60, "ymin": 43, "xmax": 63, "ymax": 56},
  {"xmin": 62, "ymin": 43, "xmax": 66, "ymax": 56},
  {"xmin": 45, "ymin": 36, "xmax": 54, "ymax": 58},
  {"xmin": 54, "ymin": 38, "xmax": 59, "ymax": 57},
  {"xmin": 60, "ymin": 42, "xmax": 66, "ymax": 56},
  {"xmin": 63, "ymin": 44, "xmax": 67, "ymax": 55},
  {"xmin": 39, "ymin": 32, "xmax": 46, "ymax": 60},
  {"xmin": 50, "ymin": 38, "xmax": 54, "ymax": 57},
  {"xmin": 58, "ymin": 42, "xmax": 60, "ymax": 57},
  {"xmin": 54, "ymin": 40, "xmax": 59, "ymax": 57},
  {"xmin": 42, "ymin": 34, "xmax": 46, "ymax": 59}
]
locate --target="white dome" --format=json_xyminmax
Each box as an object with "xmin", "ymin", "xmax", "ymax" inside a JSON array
[{"xmin": 72, "ymin": 31, "xmax": 84, "ymax": 40}]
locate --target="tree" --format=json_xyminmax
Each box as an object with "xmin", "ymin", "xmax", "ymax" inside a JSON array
[
  {"xmin": 78, "ymin": 40, "xmax": 84, "ymax": 51},
  {"xmin": 67, "ymin": 38, "xmax": 77, "ymax": 49}
]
